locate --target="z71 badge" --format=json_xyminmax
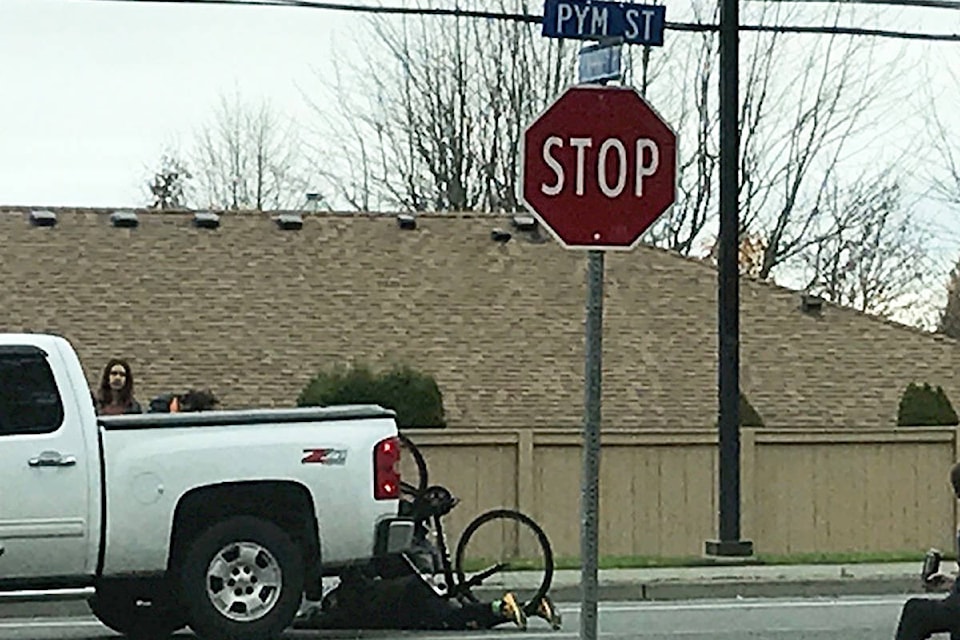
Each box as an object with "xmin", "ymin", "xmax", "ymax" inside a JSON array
[{"xmin": 301, "ymin": 448, "xmax": 348, "ymax": 465}]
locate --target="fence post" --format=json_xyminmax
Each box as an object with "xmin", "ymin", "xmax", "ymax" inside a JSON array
[
  {"xmin": 517, "ymin": 429, "xmax": 536, "ymax": 517},
  {"xmin": 740, "ymin": 428, "xmax": 757, "ymax": 546},
  {"xmin": 953, "ymin": 427, "xmax": 960, "ymax": 545}
]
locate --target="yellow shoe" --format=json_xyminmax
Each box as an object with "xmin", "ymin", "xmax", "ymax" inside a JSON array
[
  {"xmin": 536, "ymin": 595, "xmax": 562, "ymax": 630},
  {"xmin": 500, "ymin": 592, "xmax": 527, "ymax": 630}
]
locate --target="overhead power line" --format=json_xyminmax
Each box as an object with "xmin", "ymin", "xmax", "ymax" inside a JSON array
[
  {"xmin": 747, "ymin": 0, "xmax": 960, "ymax": 10},
  {"xmin": 78, "ymin": 0, "xmax": 960, "ymax": 42},
  {"xmin": 81, "ymin": 0, "xmax": 539, "ymax": 20},
  {"xmin": 741, "ymin": 22, "xmax": 960, "ymax": 39}
]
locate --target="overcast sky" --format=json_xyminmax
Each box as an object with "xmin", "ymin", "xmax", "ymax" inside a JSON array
[
  {"xmin": 1, "ymin": 0, "xmax": 956, "ymax": 204},
  {"xmin": 3, "ymin": 0, "xmax": 960, "ymax": 324}
]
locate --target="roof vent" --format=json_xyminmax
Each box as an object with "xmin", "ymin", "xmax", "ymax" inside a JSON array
[
  {"xmin": 491, "ymin": 228, "xmax": 512, "ymax": 243},
  {"xmin": 29, "ymin": 210, "xmax": 57, "ymax": 227},
  {"xmin": 801, "ymin": 292, "xmax": 824, "ymax": 314},
  {"xmin": 397, "ymin": 214, "xmax": 417, "ymax": 230},
  {"xmin": 275, "ymin": 213, "xmax": 303, "ymax": 231},
  {"xmin": 110, "ymin": 210, "xmax": 139, "ymax": 229},
  {"xmin": 511, "ymin": 214, "xmax": 538, "ymax": 231},
  {"xmin": 193, "ymin": 211, "xmax": 221, "ymax": 230},
  {"xmin": 305, "ymin": 192, "xmax": 324, "ymax": 210}
]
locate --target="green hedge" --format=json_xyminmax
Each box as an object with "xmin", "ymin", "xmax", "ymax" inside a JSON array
[
  {"xmin": 296, "ymin": 362, "xmax": 446, "ymax": 428},
  {"xmin": 897, "ymin": 382, "xmax": 959, "ymax": 426}
]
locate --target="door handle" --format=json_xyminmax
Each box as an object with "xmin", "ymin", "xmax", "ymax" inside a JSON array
[
  {"xmin": 28, "ymin": 451, "xmax": 76, "ymax": 468},
  {"xmin": 0, "ymin": 543, "xmax": 5, "ymax": 558}
]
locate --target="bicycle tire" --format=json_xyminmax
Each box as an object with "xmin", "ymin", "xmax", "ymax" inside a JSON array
[
  {"xmin": 453, "ymin": 508, "xmax": 554, "ymax": 614},
  {"xmin": 397, "ymin": 432, "xmax": 429, "ymax": 500}
]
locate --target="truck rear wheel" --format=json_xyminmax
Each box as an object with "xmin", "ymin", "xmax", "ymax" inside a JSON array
[
  {"xmin": 88, "ymin": 585, "xmax": 185, "ymax": 640},
  {"xmin": 177, "ymin": 515, "xmax": 304, "ymax": 640}
]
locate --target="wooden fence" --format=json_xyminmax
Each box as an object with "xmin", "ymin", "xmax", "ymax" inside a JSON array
[{"xmin": 400, "ymin": 427, "xmax": 959, "ymax": 560}]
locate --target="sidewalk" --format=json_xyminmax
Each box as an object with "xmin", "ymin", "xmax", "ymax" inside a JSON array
[
  {"xmin": 0, "ymin": 561, "xmax": 929, "ymax": 619},
  {"xmin": 471, "ymin": 561, "xmax": 928, "ymax": 603}
]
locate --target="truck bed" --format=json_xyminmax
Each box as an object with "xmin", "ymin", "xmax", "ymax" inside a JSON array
[
  {"xmin": 96, "ymin": 403, "xmax": 403, "ymax": 574},
  {"xmin": 98, "ymin": 404, "xmax": 395, "ymax": 430}
]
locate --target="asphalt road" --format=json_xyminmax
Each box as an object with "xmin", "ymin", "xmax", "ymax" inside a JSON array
[{"xmin": 0, "ymin": 595, "xmax": 911, "ymax": 640}]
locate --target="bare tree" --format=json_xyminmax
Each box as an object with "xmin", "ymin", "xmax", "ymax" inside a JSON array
[
  {"xmin": 640, "ymin": 0, "xmax": 913, "ymax": 272},
  {"xmin": 938, "ymin": 256, "xmax": 960, "ymax": 339},
  {"xmin": 146, "ymin": 152, "xmax": 192, "ymax": 210},
  {"xmin": 906, "ymin": 51, "xmax": 960, "ymax": 331},
  {"xmin": 799, "ymin": 171, "xmax": 933, "ymax": 317},
  {"xmin": 304, "ymin": 0, "xmax": 931, "ymax": 319},
  {"xmin": 191, "ymin": 91, "xmax": 314, "ymax": 211},
  {"xmin": 302, "ymin": 0, "xmax": 576, "ymax": 213},
  {"xmin": 629, "ymin": 0, "xmax": 931, "ymax": 319},
  {"xmin": 737, "ymin": 4, "xmax": 919, "ymax": 283},
  {"xmin": 701, "ymin": 231, "xmax": 769, "ymax": 278},
  {"xmin": 921, "ymin": 55, "xmax": 960, "ymax": 209},
  {"xmin": 697, "ymin": 166, "xmax": 937, "ymax": 319},
  {"xmin": 637, "ymin": 0, "xmax": 718, "ymax": 255}
]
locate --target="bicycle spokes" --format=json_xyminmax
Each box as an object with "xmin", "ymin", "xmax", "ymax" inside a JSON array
[{"xmin": 453, "ymin": 509, "xmax": 554, "ymax": 611}]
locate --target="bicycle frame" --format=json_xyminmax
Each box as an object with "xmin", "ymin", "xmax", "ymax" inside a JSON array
[
  {"xmin": 396, "ymin": 433, "xmax": 549, "ymax": 612},
  {"xmin": 405, "ymin": 489, "xmax": 509, "ymax": 603},
  {"xmin": 410, "ymin": 499, "xmax": 467, "ymax": 601}
]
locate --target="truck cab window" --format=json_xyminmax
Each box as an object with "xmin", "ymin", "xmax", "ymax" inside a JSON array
[{"xmin": 0, "ymin": 353, "xmax": 64, "ymax": 436}]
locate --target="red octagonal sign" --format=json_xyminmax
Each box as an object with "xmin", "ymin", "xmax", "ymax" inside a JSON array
[{"xmin": 520, "ymin": 85, "xmax": 677, "ymax": 250}]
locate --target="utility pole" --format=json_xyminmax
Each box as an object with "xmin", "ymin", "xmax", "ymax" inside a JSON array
[{"xmin": 706, "ymin": 0, "xmax": 754, "ymax": 559}]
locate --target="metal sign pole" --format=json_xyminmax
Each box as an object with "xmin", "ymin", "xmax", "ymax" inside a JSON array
[
  {"xmin": 576, "ymin": 38, "xmax": 616, "ymax": 640},
  {"xmin": 580, "ymin": 248, "xmax": 604, "ymax": 640},
  {"xmin": 525, "ymin": 26, "xmax": 670, "ymax": 639}
]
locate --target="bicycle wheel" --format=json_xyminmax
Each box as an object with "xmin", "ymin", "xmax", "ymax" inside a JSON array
[
  {"xmin": 453, "ymin": 509, "xmax": 554, "ymax": 614},
  {"xmin": 397, "ymin": 432, "xmax": 428, "ymax": 502}
]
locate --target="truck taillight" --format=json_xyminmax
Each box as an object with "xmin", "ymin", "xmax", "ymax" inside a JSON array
[{"xmin": 374, "ymin": 436, "xmax": 401, "ymax": 500}]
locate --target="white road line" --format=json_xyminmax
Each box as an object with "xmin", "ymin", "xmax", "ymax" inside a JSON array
[
  {"xmin": 0, "ymin": 619, "xmax": 103, "ymax": 630},
  {"xmin": 397, "ymin": 633, "xmax": 614, "ymax": 640},
  {"xmin": 288, "ymin": 632, "xmax": 621, "ymax": 640},
  {"xmin": 427, "ymin": 627, "xmax": 893, "ymax": 640}
]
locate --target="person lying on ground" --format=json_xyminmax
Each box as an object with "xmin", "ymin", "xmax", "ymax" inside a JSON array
[
  {"xmin": 297, "ymin": 479, "xmax": 561, "ymax": 632},
  {"xmin": 292, "ymin": 566, "xmax": 562, "ymax": 632}
]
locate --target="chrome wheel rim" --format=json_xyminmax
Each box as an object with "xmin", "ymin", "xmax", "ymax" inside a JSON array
[{"xmin": 205, "ymin": 541, "xmax": 282, "ymax": 622}]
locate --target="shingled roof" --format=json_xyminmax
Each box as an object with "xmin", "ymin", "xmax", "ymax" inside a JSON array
[{"xmin": 1, "ymin": 205, "xmax": 957, "ymax": 428}]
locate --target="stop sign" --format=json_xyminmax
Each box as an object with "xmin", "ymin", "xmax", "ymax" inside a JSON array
[{"xmin": 520, "ymin": 85, "xmax": 677, "ymax": 250}]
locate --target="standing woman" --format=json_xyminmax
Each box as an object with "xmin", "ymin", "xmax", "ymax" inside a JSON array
[{"xmin": 95, "ymin": 359, "xmax": 143, "ymax": 415}]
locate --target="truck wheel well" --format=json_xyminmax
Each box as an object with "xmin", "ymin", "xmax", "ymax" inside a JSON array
[{"xmin": 168, "ymin": 481, "xmax": 323, "ymax": 599}]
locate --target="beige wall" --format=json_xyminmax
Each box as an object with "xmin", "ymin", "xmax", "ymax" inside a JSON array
[{"xmin": 403, "ymin": 427, "xmax": 959, "ymax": 560}]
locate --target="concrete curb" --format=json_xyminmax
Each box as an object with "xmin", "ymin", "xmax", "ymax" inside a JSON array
[{"xmin": 0, "ymin": 577, "xmax": 925, "ymax": 619}]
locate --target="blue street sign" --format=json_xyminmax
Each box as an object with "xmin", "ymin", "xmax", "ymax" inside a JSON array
[
  {"xmin": 578, "ymin": 42, "xmax": 622, "ymax": 84},
  {"xmin": 542, "ymin": 0, "xmax": 666, "ymax": 46}
]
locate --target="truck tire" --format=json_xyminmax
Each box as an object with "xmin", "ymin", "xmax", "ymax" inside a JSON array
[
  {"xmin": 88, "ymin": 587, "xmax": 186, "ymax": 640},
  {"xmin": 177, "ymin": 515, "xmax": 305, "ymax": 640}
]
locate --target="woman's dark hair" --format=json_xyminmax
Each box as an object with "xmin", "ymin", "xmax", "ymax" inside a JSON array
[{"xmin": 97, "ymin": 358, "xmax": 135, "ymax": 408}]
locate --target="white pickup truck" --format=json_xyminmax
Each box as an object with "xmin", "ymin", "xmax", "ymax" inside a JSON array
[{"xmin": 0, "ymin": 333, "xmax": 414, "ymax": 640}]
